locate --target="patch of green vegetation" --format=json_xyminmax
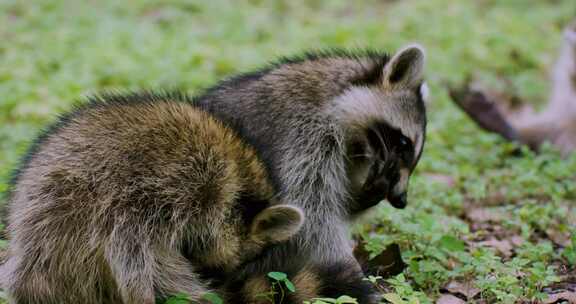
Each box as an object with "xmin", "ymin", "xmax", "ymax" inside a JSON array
[
  {"xmin": 304, "ymin": 295, "xmax": 359, "ymax": 304},
  {"xmin": 1, "ymin": 0, "xmax": 575, "ymax": 303}
]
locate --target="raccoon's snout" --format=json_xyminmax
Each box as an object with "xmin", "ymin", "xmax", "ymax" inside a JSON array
[
  {"xmin": 360, "ymin": 160, "xmax": 408, "ymax": 210},
  {"xmin": 388, "ymin": 192, "xmax": 407, "ymax": 209},
  {"xmin": 386, "ymin": 167, "xmax": 409, "ymax": 209}
]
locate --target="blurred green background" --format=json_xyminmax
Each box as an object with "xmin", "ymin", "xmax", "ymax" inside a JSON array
[{"xmin": 1, "ymin": 0, "xmax": 575, "ymax": 303}]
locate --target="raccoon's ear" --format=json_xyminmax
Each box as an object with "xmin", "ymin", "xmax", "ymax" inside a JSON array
[
  {"xmin": 250, "ymin": 205, "xmax": 304, "ymax": 244},
  {"xmin": 383, "ymin": 44, "xmax": 426, "ymax": 89}
]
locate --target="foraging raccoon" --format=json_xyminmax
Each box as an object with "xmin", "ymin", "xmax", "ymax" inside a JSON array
[
  {"xmin": 1, "ymin": 93, "xmax": 305, "ymax": 304},
  {"xmin": 511, "ymin": 21, "xmax": 576, "ymax": 155},
  {"xmin": 450, "ymin": 22, "xmax": 576, "ymax": 156},
  {"xmin": 196, "ymin": 45, "xmax": 428, "ymax": 262}
]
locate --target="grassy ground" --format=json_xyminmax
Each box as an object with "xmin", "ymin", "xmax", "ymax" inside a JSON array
[{"xmin": 1, "ymin": 0, "xmax": 575, "ymax": 303}]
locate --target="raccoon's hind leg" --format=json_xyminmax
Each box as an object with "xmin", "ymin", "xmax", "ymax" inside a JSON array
[
  {"xmin": 105, "ymin": 224, "xmax": 212, "ymax": 304},
  {"xmin": 448, "ymin": 84, "xmax": 520, "ymax": 142}
]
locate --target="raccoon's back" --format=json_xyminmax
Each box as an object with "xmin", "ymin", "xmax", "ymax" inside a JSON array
[{"xmin": 8, "ymin": 93, "xmax": 272, "ymax": 234}]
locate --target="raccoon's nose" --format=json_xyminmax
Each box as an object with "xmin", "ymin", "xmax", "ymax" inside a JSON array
[{"xmin": 388, "ymin": 192, "xmax": 407, "ymax": 209}]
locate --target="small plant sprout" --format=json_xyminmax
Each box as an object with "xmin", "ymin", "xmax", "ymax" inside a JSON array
[{"xmin": 255, "ymin": 271, "xmax": 297, "ymax": 303}]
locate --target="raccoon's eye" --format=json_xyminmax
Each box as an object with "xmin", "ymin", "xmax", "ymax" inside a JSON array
[
  {"xmin": 399, "ymin": 136, "xmax": 411, "ymax": 150},
  {"xmin": 398, "ymin": 135, "xmax": 414, "ymax": 164}
]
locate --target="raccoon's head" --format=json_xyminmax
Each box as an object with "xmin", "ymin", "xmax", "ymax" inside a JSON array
[{"xmin": 328, "ymin": 45, "xmax": 428, "ymax": 211}]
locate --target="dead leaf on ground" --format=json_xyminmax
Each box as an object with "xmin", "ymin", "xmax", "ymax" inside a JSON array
[
  {"xmin": 436, "ymin": 294, "xmax": 466, "ymax": 304},
  {"xmin": 474, "ymin": 238, "xmax": 515, "ymax": 257},
  {"xmin": 354, "ymin": 242, "xmax": 406, "ymax": 278},
  {"xmin": 466, "ymin": 221, "xmax": 520, "ymax": 245},
  {"xmin": 465, "ymin": 207, "xmax": 503, "ymax": 223},
  {"xmin": 510, "ymin": 235, "xmax": 524, "ymax": 246},
  {"xmin": 546, "ymin": 228, "xmax": 572, "ymax": 247},
  {"xmin": 470, "ymin": 192, "xmax": 509, "ymax": 207},
  {"xmin": 544, "ymin": 291, "xmax": 576, "ymax": 304},
  {"xmin": 465, "ymin": 204, "xmax": 525, "ymax": 256},
  {"xmin": 544, "ymin": 272, "xmax": 576, "ymax": 295},
  {"xmin": 423, "ymin": 173, "xmax": 456, "ymax": 187},
  {"xmin": 444, "ymin": 281, "xmax": 481, "ymax": 299}
]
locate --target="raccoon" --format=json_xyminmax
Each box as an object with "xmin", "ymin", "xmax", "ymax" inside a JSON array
[
  {"xmin": 196, "ymin": 45, "xmax": 428, "ymax": 263},
  {"xmin": 511, "ymin": 21, "xmax": 576, "ymax": 155},
  {"xmin": 450, "ymin": 22, "xmax": 576, "ymax": 156},
  {"xmin": 1, "ymin": 93, "xmax": 305, "ymax": 304}
]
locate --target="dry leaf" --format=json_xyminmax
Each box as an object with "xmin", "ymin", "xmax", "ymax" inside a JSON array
[
  {"xmin": 476, "ymin": 238, "xmax": 514, "ymax": 257},
  {"xmin": 544, "ymin": 291, "xmax": 576, "ymax": 304},
  {"xmin": 444, "ymin": 281, "xmax": 481, "ymax": 299},
  {"xmin": 354, "ymin": 242, "xmax": 406, "ymax": 278},
  {"xmin": 466, "ymin": 208, "xmax": 503, "ymax": 223},
  {"xmin": 510, "ymin": 235, "xmax": 524, "ymax": 247},
  {"xmin": 546, "ymin": 229, "xmax": 572, "ymax": 247},
  {"xmin": 436, "ymin": 294, "xmax": 466, "ymax": 304},
  {"xmin": 424, "ymin": 173, "xmax": 456, "ymax": 187}
]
